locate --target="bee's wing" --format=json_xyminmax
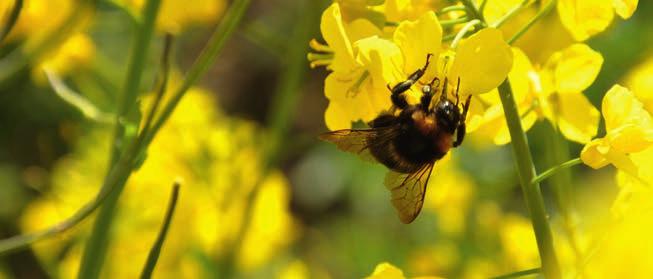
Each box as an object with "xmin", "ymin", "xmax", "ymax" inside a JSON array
[
  {"xmin": 319, "ymin": 126, "xmax": 398, "ymax": 162},
  {"xmin": 384, "ymin": 163, "xmax": 435, "ymax": 223}
]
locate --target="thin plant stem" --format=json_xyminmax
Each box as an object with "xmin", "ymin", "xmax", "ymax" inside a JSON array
[
  {"xmin": 460, "ymin": 0, "xmax": 487, "ymax": 27},
  {"xmin": 440, "ymin": 17, "xmax": 470, "ymax": 27},
  {"xmin": 78, "ymin": 0, "xmax": 163, "ymax": 277},
  {"xmin": 451, "ymin": 19, "xmax": 481, "ymax": 49},
  {"xmin": 508, "ymin": 0, "xmax": 556, "ymax": 44},
  {"xmin": 0, "ymin": 0, "xmax": 23, "ymax": 43},
  {"xmin": 437, "ymin": 5, "xmax": 466, "ymax": 15},
  {"xmin": 490, "ymin": 0, "xmax": 531, "ymax": 28},
  {"xmin": 491, "ymin": 267, "xmax": 541, "ymax": 279},
  {"xmin": 140, "ymin": 182, "xmax": 181, "ymax": 279},
  {"xmin": 141, "ymin": 0, "xmax": 251, "ymax": 148},
  {"xmin": 532, "ymin": 157, "xmax": 582, "ymax": 185},
  {"xmin": 219, "ymin": 1, "xmax": 317, "ymax": 277},
  {"xmin": 498, "ymin": 80, "xmax": 561, "ymax": 279},
  {"xmin": 0, "ymin": 148, "xmax": 135, "ymax": 255}
]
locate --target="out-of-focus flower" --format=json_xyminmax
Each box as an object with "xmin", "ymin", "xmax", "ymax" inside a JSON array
[
  {"xmin": 498, "ymin": 214, "xmax": 539, "ymax": 271},
  {"xmin": 472, "ymin": 44, "xmax": 600, "ymax": 144},
  {"xmin": 581, "ymin": 176, "xmax": 653, "ymax": 277},
  {"xmin": 117, "ymin": 0, "xmax": 225, "ymax": 34},
  {"xmin": 20, "ymin": 89, "xmax": 296, "ymax": 278},
  {"xmin": 366, "ymin": 262, "xmax": 443, "ymax": 279},
  {"xmin": 624, "ymin": 56, "xmax": 653, "ymax": 114},
  {"xmin": 34, "ymin": 32, "xmax": 96, "ymax": 82},
  {"xmin": 557, "ymin": 0, "xmax": 638, "ymax": 41},
  {"xmin": 0, "ymin": 0, "xmax": 78, "ymax": 43},
  {"xmin": 580, "ymin": 84, "xmax": 653, "ymax": 176}
]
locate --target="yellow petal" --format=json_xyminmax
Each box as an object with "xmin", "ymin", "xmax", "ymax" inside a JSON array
[
  {"xmin": 366, "ymin": 262, "xmax": 406, "ymax": 279},
  {"xmin": 557, "ymin": 92, "xmax": 600, "ymax": 143},
  {"xmin": 581, "ymin": 139, "xmax": 611, "ymax": 169},
  {"xmin": 354, "ymin": 36, "xmax": 405, "ymax": 90},
  {"xmin": 602, "ymin": 84, "xmax": 653, "ymax": 132},
  {"xmin": 393, "ymin": 11, "xmax": 442, "ymax": 77},
  {"xmin": 325, "ymin": 102, "xmax": 351, "ymax": 130},
  {"xmin": 321, "ymin": 4, "xmax": 357, "ymax": 73},
  {"xmin": 324, "ymin": 72, "xmax": 378, "ymax": 125},
  {"xmin": 483, "ymin": 0, "xmax": 525, "ymax": 24},
  {"xmin": 554, "ymin": 44, "xmax": 603, "ymax": 93},
  {"xmin": 607, "ymin": 124, "xmax": 653, "ymax": 153},
  {"xmin": 613, "ymin": 0, "xmax": 638, "ymax": 19},
  {"xmin": 448, "ymin": 28, "xmax": 513, "ymax": 95},
  {"xmin": 557, "ymin": 0, "xmax": 614, "ymax": 41},
  {"xmin": 508, "ymin": 47, "xmax": 536, "ymax": 104}
]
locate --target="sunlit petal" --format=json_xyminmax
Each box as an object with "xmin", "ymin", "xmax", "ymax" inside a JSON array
[
  {"xmin": 448, "ymin": 28, "xmax": 513, "ymax": 95},
  {"xmin": 554, "ymin": 44, "xmax": 603, "ymax": 93}
]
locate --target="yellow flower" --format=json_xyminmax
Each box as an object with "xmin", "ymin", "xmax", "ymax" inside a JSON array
[
  {"xmin": 0, "ymin": 0, "xmax": 76, "ymax": 43},
  {"xmin": 366, "ymin": 262, "xmax": 443, "ymax": 279},
  {"xmin": 20, "ymin": 89, "xmax": 297, "ymax": 278},
  {"xmin": 557, "ymin": 0, "xmax": 639, "ymax": 41},
  {"xmin": 625, "ymin": 55, "xmax": 653, "ymax": 114},
  {"xmin": 473, "ymin": 44, "xmax": 600, "ymax": 144},
  {"xmin": 317, "ymin": 4, "xmax": 513, "ymax": 130},
  {"xmin": 117, "ymin": 0, "xmax": 225, "ymax": 34},
  {"xmin": 580, "ymin": 85, "xmax": 653, "ymax": 176},
  {"xmin": 33, "ymin": 32, "xmax": 96, "ymax": 82}
]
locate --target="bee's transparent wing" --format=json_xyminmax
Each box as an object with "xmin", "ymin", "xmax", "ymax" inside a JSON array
[
  {"xmin": 384, "ymin": 163, "xmax": 434, "ymax": 223},
  {"xmin": 319, "ymin": 126, "xmax": 398, "ymax": 162}
]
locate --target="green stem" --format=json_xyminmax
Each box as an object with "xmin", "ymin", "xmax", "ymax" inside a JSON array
[
  {"xmin": 0, "ymin": 149, "xmax": 135, "ymax": 255},
  {"xmin": 220, "ymin": 1, "xmax": 316, "ymax": 277},
  {"xmin": 141, "ymin": 0, "xmax": 251, "ymax": 148},
  {"xmin": 440, "ymin": 17, "xmax": 469, "ymax": 28},
  {"xmin": 140, "ymin": 182, "xmax": 180, "ymax": 279},
  {"xmin": 437, "ymin": 5, "xmax": 466, "ymax": 15},
  {"xmin": 498, "ymin": 80, "xmax": 561, "ymax": 279},
  {"xmin": 0, "ymin": 0, "xmax": 23, "ymax": 43},
  {"xmin": 491, "ymin": 267, "xmax": 541, "ymax": 279},
  {"xmin": 460, "ymin": 0, "xmax": 487, "ymax": 27},
  {"xmin": 78, "ymin": 0, "xmax": 162, "ymax": 277},
  {"xmin": 532, "ymin": 157, "xmax": 582, "ymax": 185},
  {"xmin": 451, "ymin": 19, "xmax": 481, "ymax": 49},
  {"xmin": 490, "ymin": 0, "xmax": 531, "ymax": 28},
  {"xmin": 508, "ymin": 0, "xmax": 556, "ymax": 44}
]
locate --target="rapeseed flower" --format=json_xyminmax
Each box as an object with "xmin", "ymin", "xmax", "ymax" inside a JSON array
[
  {"xmin": 20, "ymin": 89, "xmax": 296, "ymax": 278},
  {"xmin": 117, "ymin": 0, "xmax": 225, "ymax": 33},
  {"xmin": 473, "ymin": 44, "xmax": 600, "ymax": 144},
  {"xmin": 625, "ymin": 55, "xmax": 653, "ymax": 113},
  {"xmin": 312, "ymin": 3, "xmax": 512, "ymax": 130},
  {"xmin": 557, "ymin": 0, "xmax": 639, "ymax": 41},
  {"xmin": 580, "ymin": 85, "xmax": 653, "ymax": 176},
  {"xmin": 366, "ymin": 262, "xmax": 443, "ymax": 279}
]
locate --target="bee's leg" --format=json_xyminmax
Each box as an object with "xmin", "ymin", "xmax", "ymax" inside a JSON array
[
  {"xmin": 389, "ymin": 54, "xmax": 433, "ymax": 109},
  {"xmin": 420, "ymin": 76, "xmax": 440, "ymax": 109},
  {"xmin": 453, "ymin": 95, "xmax": 472, "ymax": 147},
  {"xmin": 455, "ymin": 77, "xmax": 461, "ymax": 106}
]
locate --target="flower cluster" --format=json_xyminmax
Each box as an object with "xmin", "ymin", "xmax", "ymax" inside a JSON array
[
  {"xmin": 309, "ymin": 2, "xmax": 513, "ymax": 130},
  {"xmin": 20, "ymin": 89, "xmax": 296, "ymax": 278}
]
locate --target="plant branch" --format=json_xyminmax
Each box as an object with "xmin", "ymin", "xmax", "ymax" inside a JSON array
[
  {"xmin": 532, "ymin": 157, "xmax": 582, "ymax": 185},
  {"xmin": 0, "ymin": 0, "xmax": 23, "ymax": 43},
  {"xmin": 508, "ymin": 0, "xmax": 556, "ymax": 44},
  {"xmin": 491, "ymin": 267, "xmax": 541, "ymax": 279},
  {"xmin": 140, "ymin": 181, "xmax": 180, "ymax": 279},
  {"xmin": 498, "ymin": 79, "xmax": 561, "ymax": 279}
]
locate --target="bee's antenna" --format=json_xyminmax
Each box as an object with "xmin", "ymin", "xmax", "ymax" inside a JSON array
[
  {"xmin": 455, "ymin": 77, "xmax": 461, "ymax": 106},
  {"xmin": 441, "ymin": 76, "xmax": 448, "ymax": 102}
]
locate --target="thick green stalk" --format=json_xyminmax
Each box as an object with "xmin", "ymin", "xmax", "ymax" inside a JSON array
[
  {"xmin": 77, "ymin": 0, "xmax": 162, "ymax": 278},
  {"xmin": 498, "ymin": 80, "xmax": 561, "ymax": 278}
]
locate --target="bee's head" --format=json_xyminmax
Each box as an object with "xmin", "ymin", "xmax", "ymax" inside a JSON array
[{"xmin": 435, "ymin": 99, "xmax": 460, "ymax": 133}]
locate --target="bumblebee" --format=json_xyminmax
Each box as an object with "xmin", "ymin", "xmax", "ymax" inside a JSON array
[{"xmin": 321, "ymin": 54, "xmax": 471, "ymax": 223}]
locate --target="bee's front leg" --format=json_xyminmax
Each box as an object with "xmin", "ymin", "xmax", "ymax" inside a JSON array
[
  {"xmin": 388, "ymin": 54, "xmax": 433, "ymax": 109},
  {"xmin": 453, "ymin": 95, "xmax": 472, "ymax": 148}
]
